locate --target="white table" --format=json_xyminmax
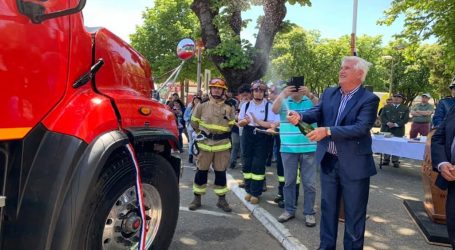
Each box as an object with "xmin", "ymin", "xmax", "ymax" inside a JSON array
[{"xmin": 371, "ymin": 135, "xmax": 426, "ymax": 168}]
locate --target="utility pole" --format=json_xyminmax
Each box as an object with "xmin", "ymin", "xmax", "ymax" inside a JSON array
[
  {"xmin": 196, "ymin": 40, "xmax": 205, "ymax": 93},
  {"xmin": 351, "ymin": 0, "xmax": 358, "ymax": 56}
]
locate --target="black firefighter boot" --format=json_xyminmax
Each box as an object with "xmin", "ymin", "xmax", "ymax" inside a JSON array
[
  {"xmin": 188, "ymin": 194, "xmax": 201, "ymax": 211},
  {"xmin": 216, "ymin": 195, "xmax": 232, "ymax": 212}
]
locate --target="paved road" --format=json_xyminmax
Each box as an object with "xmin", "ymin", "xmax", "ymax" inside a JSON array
[
  {"xmin": 170, "ymin": 142, "xmax": 448, "ymax": 250},
  {"xmin": 226, "ymin": 155, "xmax": 447, "ymax": 250},
  {"xmin": 169, "ymin": 163, "xmax": 283, "ymax": 250}
]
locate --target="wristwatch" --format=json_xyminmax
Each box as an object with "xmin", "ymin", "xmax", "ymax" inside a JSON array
[{"xmin": 326, "ymin": 127, "xmax": 331, "ymax": 136}]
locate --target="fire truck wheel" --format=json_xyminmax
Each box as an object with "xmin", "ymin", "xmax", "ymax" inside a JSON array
[{"xmin": 78, "ymin": 152, "xmax": 179, "ymax": 250}]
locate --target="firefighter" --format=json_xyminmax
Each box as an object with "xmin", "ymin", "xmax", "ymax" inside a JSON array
[
  {"xmin": 189, "ymin": 78, "xmax": 236, "ymax": 212},
  {"xmin": 238, "ymin": 80, "xmax": 280, "ymax": 204}
]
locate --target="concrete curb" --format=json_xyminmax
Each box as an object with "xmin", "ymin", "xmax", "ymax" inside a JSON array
[{"xmin": 227, "ymin": 173, "xmax": 308, "ymax": 250}]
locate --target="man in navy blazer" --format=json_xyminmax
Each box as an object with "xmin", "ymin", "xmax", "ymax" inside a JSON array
[
  {"xmin": 288, "ymin": 56, "xmax": 379, "ymax": 250},
  {"xmin": 431, "ymin": 106, "xmax": 455, "ymax": 248}
]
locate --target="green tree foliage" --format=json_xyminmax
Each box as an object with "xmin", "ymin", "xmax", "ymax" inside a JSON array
[
  {"xmin": 380, "ymin": 0, "xmax": 455, "ymax": 70},
  {"xmin": 191, "ymin": 0, "xmax": 311, "ymax": 90},
  {"xmin": 266, "ymin": 25, "xmax": 449, "ymax": 103},
  {"xmin": 130, "ymin": 0, "xmax": 449, "ymax": 101},
  {"xmin": 267, "ymin": 27, "xmax": 384, "ymax": 95},
  {"xmin": 130, "ymin": 0, "xmax": 217, "ymax": 85},
  {"xmin": 379, "ymin": 42, "xmax": 451, "ymax": 105},
  {"xmin": 420, "ymin": 44, "xmax": 453, "ymax": 99}
]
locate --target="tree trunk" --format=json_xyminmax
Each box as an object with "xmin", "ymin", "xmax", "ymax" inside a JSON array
[{"xmin": 191, "ymin": 0, "xmax": 287, "ymax": 92}]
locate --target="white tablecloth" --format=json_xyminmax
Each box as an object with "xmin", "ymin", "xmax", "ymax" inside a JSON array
[{"xmin": 371, "ymin": 136, "xmax": 426, "ymax": 161}]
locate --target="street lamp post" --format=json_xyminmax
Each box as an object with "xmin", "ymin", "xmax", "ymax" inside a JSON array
[{"xmin": 382, "ymin": 55, "xmax": 394, "ymax": 95}]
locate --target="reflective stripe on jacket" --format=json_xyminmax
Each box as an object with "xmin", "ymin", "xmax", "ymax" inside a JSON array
[{"xmin": 191, "ymin": 97, "xmax": 235, "ymax": 151}]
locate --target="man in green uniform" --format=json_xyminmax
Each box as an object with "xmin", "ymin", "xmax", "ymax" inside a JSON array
[{"xmin": 380, "ymin": 93, "xmax": 410, "ymax": 167}]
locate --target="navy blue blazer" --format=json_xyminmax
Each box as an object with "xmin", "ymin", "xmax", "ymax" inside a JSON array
[
  {"xmin": 431, "ymin": 106, "xmax": 455, "ymax": 190},
  {"xmin": 299, "ymin": 86, "xmax": 380, "ymax": 180}
]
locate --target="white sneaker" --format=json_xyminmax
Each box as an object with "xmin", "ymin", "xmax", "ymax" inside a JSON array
[
  {"xmin": 305, "ymin": 214, "xmax": 316, "ymax": 227},
  {"xmin": 277, "ymin": 211, "xmax": 295, "ymax": 223}
]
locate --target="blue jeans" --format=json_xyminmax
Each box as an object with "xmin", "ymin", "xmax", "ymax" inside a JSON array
[
  {"xmin": 281, "ymin": 152, "xmax": 316, "ymax": 216},
  {"xmin": 187, "ymin": 126, "xmax": 194, "ymax": 156},
  {"xmin": 177, "ymin": 128, "xmax": 184, "ymax": 151}
]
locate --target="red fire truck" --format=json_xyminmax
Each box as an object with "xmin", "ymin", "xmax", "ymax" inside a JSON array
[{"xmin": 0, "ymin": 0, "xmax": 180, "ymax": 249}]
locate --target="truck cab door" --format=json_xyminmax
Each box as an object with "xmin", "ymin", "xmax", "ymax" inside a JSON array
[{"xmin": 0, "ymin": 0, "xmax": 76, "ymax": 138}]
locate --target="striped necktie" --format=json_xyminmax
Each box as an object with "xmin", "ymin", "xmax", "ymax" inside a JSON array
[{"xmin": 327, "ymin": 86, "xmax": 360, "ymax": 155}]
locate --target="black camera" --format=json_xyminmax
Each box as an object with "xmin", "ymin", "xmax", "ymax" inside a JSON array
[{"xmin": 287, "ymin": 76, "xmax": 304, "ymax": 91}]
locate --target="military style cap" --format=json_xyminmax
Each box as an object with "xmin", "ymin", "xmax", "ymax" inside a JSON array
[{"xmin": 449, "ymin": 77, "xmax": 455, "ymax": 89}]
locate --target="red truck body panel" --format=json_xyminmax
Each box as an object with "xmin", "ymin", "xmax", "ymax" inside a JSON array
[
  {"xmin": 0, "ymin": 1, "xmax": 72, "ymax": 138},
  {"xmin": 0, "ymin": 1, "xmax": 180, "ymax": 248},
  {"xmin": 1, "ymin": 1, "xmax": 177, "ymax": 143},
  {"xmin": 92, "ymin": 28, "xmax": 178, "ymax": 138}
]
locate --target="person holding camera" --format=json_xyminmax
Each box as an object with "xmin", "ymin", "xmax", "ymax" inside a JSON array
[{"xmin": 271, "ymin": 80, "xmax": 319, "ymax": 225}]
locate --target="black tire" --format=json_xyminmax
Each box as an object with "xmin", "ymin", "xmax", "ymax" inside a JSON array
[{"xmin": 77, "ymin": 151, "xmax": 179, "ymax": 250}]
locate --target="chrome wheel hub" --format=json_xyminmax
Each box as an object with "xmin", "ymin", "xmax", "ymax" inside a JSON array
[{"xmin": 102, "ymin": 184, "xmax": 162, "ymax": 249}]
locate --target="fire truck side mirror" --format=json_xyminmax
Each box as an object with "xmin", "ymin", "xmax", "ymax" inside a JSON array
[{"xmin": 17, "ymin": 0, "xmax": 87, "ymax": 24}]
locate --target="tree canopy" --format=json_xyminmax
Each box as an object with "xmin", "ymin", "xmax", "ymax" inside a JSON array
[
  {"xmin": 266, "ymin": 26, "xmax": 450, "ymax": 103},
  {"xmin": 130, "ymin": 0, "xmax": 451, "ymax": 102},
  {"xmin": 130, "ymin": 0, "xmax": 217, "ymax": 85},
  {"xmin": 380, "ymin": 0, "xmax": 455, "ymax": 70},
  {"xmin": 190, "ymin": 0, "xmax": 311, "ymax": 90}
]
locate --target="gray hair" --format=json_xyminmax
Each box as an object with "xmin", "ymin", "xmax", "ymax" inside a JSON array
[{"xmin": 342, "ymin": 56, "xmax": 372, "ymax": 82}]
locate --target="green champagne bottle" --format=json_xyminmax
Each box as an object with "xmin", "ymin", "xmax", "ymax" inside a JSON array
[{"xmin": 296, "ymin": 121, "xmax": 313, "ymax": 135}]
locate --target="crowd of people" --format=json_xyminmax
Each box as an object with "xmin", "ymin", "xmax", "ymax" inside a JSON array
[
  {"xmin": 378, "ymin": 81, "xmax": 455, "ymax": 169},
  {"xmin": 165, "ymin": 57, "xmax": 455, "ymax": 249}
]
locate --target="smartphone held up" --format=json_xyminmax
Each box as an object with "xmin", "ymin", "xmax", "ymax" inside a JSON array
[{"xmin": 287, "ymin": 76, "xmax": 304, "ymax": 92}]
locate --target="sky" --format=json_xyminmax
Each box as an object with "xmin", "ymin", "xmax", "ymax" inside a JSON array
[{"xmin": 83, "ymin": 0, "xmax": 405, "ymax": 45}]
